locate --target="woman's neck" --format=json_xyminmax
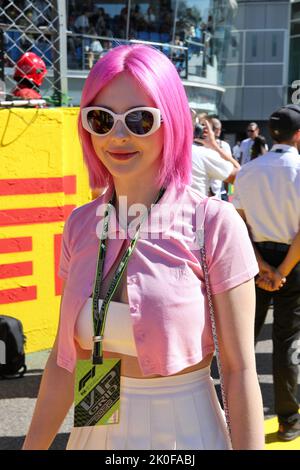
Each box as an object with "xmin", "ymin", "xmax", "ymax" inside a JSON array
[{"xmin": 113, "ymin": 178, "xmax": 162, "ymax": 225}]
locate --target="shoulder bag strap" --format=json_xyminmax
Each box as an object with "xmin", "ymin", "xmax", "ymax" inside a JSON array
[{"xmin": 197, "ymin": 197, "xmax": 232, "ymax": 440}]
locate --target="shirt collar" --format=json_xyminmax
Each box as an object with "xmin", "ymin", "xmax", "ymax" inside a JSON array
[
  {"xmin": 271, "ymin": 144, "xmax": 299, "ymax": 155},
  {"xmin": 97, "ymin": 183, "xmax": 184, "ymax": 238}
]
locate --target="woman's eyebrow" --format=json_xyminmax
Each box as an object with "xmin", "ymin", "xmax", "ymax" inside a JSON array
[{"xmin": 92, "ymin": 105, "xmax": 148, "ymax": 112}]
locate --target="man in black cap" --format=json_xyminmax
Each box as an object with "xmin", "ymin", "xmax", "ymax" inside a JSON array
[{"xmin": 232, "ymin": 104, "xmax": 300, "ymax": 441}]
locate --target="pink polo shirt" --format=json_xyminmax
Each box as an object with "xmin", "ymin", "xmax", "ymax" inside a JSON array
[{"xmin": 57, "ymin": 184, "xmax": 258, "ymax": 376}]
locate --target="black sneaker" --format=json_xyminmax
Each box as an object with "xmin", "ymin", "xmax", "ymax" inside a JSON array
[{"xmin": 277, "ymin": 419, "xmax": 300, "ymax": 441}]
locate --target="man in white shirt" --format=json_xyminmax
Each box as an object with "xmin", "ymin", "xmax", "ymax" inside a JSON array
[
  {"xmin": 191, "ymin": 143, "xmax": 237, "ymax": 195},
  {"xmin": 192, "ymin": 117, "xmax": 240, "ymax": 196},
  {"xmin": 233, "ymin": 104, "xmax": 300, "ymax": 441},
  {"xmin": 232, "ymin": 140, "xmax": 241, "ymax": 161},
  {"xmin": 74, "ymin": 12, "xmax": 90, "ymax": 33},
  {"xmin": 208, "ymin": 117, "xmax": 234, "ymax": 199},
  {"xmin": 239, "ymin": 122, "xmax": 264, "ymax": 165}
]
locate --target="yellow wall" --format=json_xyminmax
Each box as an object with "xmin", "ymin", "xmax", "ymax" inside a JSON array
[{"xmin": 0, "ymin": 107, "xmax": 91, "ymax": 352}]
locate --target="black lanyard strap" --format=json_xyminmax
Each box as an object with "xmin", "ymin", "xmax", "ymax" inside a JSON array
[{"xmin": 92, "ymin": 187, "xmax": 165, "ymax": 365}]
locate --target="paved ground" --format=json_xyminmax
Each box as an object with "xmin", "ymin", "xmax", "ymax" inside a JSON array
[{"xmin": 0, "ymin": 308, "xmax": 299, "ymax": 450}]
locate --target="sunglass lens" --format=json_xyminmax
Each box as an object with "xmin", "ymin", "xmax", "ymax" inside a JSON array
[
  {"xmin": 125, "ymin": 110, "xmax": 154, "ymax": 135},
  {"xmin": 87, "ymin": 109, "xmax": 114, "ymax": 134}
]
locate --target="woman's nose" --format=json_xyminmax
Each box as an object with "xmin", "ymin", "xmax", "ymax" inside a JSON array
[{"xmin": 111, "ymin": 119, "xmax": 130, "ymax": 139}]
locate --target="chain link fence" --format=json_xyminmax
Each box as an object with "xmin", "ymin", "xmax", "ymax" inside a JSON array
[{"xmin": 0, "ymin": 0, "xmax": 68, "ymax": 105}]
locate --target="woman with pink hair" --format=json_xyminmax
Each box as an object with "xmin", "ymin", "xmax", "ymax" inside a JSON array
[{"xmin": 23, "ymin": 45, "xmax": 264, "ymax": 450}]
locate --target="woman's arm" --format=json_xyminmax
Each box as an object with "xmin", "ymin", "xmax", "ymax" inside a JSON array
[
  {"xmin": 22, "ymin": 282, "xmax": 78, "ymax": 450},
  {"xmin": 212, "ymin": 279, "xmax": 265, "ymax": 450},
  {"xmin": 201, "ymin": 120, "xmax": 241, "ymax": 170}
]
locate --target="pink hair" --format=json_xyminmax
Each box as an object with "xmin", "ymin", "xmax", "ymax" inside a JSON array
[{"xmin": 78, "ymin": 44, "xmax": 193, "ymax": 189}]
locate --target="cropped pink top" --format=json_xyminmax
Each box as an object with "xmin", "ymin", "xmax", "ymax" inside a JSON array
[{"xmin": 57, "ymin": 184, "xmax": 258, "ymax": 376}]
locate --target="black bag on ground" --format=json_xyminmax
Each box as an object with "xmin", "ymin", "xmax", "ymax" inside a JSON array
[{"xmin": 0, "ymin": 315, "xmax": 27, "ymax": 379}]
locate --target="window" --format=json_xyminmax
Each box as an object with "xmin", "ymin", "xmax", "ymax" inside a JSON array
[{"xmin": 251, "ymin": 33, "xmax": 257, "ymax": 58}]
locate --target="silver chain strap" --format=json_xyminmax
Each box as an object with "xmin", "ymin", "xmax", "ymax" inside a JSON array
[{"xmin": 197, "ymin": 207, "xmax": 232, "ymax": 440}]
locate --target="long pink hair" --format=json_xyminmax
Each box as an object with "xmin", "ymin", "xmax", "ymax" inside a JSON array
[{"xmin": 78, "ymin": 44, "xmax": 193, "ymax": 189}]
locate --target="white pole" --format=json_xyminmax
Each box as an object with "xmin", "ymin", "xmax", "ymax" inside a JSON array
[
  {"xmin": 57, "ymin": 0, "xmax": 68, "ymax": 101},
  {"xmin": 172, "ymin": 0, "xmax": 179, "ymax": 44},
  {"xmin": 126, "ymin": 0, "xmax": 132, "ymax": 40}
]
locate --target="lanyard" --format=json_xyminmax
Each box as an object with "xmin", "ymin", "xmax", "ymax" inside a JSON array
[{"xmin": 92, "ymin": 187, "xmax": 165, "ymax": 365}]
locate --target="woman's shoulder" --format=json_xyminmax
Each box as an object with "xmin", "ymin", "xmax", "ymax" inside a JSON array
[
  {"xmin": 202, "ymin": 197, "xmax": 248, "ymax": 243},
  {"xmin": 181, "ymin": 184, "xmax": 207, "ymax": 205},
  {"xmin": 68, "ymin": 190, "xmax": 109, "ymax": 222},
  {"xmin": 183, "ymin": 185, "xmax": 233, "ymax": 214},
  {"xmin": 205, "ymin": 196, "xmax": 241, "ymax": 224}
]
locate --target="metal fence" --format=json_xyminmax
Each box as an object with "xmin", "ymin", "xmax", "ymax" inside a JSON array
[
  {"xmin": 0, "ymin": 1, "xmax": 210, "ymax": 106},
  {"xmin": 0, "ymin": 0, "xmax": 68, "ymax": 105},
  {"xmin": 66, "ymin": 32, "xmax": 192, "ymax": 80}
]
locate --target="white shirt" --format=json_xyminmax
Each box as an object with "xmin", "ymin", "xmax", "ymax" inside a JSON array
[
  {"xmin": 232, "ymin": 144, "xmax": 241, "ymax": 161},
  {"xmin": 209, "ymin": 140, "xmax": 233, "ymax": 198},
  {"xmin": 90, "ymin": 40, "xmax": 103, "ymax": 53},
  {"xmin": 74, "ymin": 15, "xmax": 89, "ymax": 30},
  {"xmin": 240, "ymin": 137, "xmax": 268, "ymax": 165},
  {"xmin": 240, "ymin": 138, "xmax": 254, "ymax": 165},
  {"xmin": 191, "ymin": 144, "xmax": 233, "ymax": 196},
  {"xmin": 233, "ymin": 144, "xmax": 300, "ymax": 244}
]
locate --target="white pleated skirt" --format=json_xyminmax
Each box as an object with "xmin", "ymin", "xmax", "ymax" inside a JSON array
[{"xmin": 66, "ymin": 367, "xmax": 231, "ymax": 450}]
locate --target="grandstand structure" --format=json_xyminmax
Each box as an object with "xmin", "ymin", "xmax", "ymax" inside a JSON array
[{"xmin": 0, "ymin": 0, "xmax": 237, "ymax": 112}]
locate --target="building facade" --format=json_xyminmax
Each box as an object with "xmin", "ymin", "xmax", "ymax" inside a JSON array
[{"xmin": 220, "ymin": 0, "xmax": 291, "ymax": 144}]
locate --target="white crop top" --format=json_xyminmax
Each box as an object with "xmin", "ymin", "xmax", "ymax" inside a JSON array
[{"xmin": 74, "ymin": 298, "xmax": 138, "ymax": 357}]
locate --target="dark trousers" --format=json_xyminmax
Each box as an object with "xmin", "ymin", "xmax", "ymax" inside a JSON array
[{"xmin": 254, "ymin": 243, "xmax": 300, "ymax": 424}]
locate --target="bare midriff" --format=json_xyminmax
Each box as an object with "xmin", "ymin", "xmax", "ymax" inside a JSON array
[{"xmin": 77, "ymin": 347, "xmax": 213, "ymax": 378}]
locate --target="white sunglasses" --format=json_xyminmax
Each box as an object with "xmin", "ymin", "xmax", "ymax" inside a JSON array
[{"xmin": 81, "ymin": 106, "xmax": 163, "ymax": 137}]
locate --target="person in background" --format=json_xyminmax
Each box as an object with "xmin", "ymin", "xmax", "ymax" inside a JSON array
[
  {"xmin": 232, "ymin": 140, "xmax": 241, "ymax": 162},
  {"xmin": 208, "ymin": 117, "xmax": 235, "ymax": 200},
  {"xmin": 191, "ymin": 111, "xmax": 238, "ymax": 196},
  {"xmin": 250, "ymin": 135, "xmax": 268, "ymax": 161},
  {"xmin": 239, "ymin": 122, "xmax": 267, "ymax": 165},
  {"xmin": 11, "ymin": 52, "xmax": 47, "ymax": 100},
  {"xmin": 74, "ymin": 9, "xmax": 90, "ymax": 34},
  {"xmin": 194, "ymin": 114, "xmax": 240, "ymax": 198},
  {"xmin": 191, "ymin": 141, "xmax": 237, "ymax": 197},
  {"xmin": 233, "ymin": 104, "xmax": 300, "ymax": 442}
]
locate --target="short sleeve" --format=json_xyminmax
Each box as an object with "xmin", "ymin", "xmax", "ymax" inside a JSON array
[
  {"xmin": 204, "ymin": 199, "xmax": 258, "ymax": 294},
  {"xmin": 58, "ymin": 215, "xmax": 72, "ymax": 280}
]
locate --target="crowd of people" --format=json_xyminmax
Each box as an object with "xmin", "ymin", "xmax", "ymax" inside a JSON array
[
  {"xmin": 66, "ymin": 4, "xmax": 214, "ymax": 70},
  {"xmin": 191, "ymin": 109, "xmax": 300, "ymax": 443},
  {"xmin": 1, "ymin": 1, "xmax": 214, "ymax": 72}
]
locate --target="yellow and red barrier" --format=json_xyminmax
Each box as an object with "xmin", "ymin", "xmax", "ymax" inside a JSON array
[{"xmin": 0, "ymin": 107, "xmax": 91, "ymax": 352}]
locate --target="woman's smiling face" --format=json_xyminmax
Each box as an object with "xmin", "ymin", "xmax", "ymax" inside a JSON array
[{"xmin": 90, "ymin": 72, "xmax": 164, "ymax": 182}]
